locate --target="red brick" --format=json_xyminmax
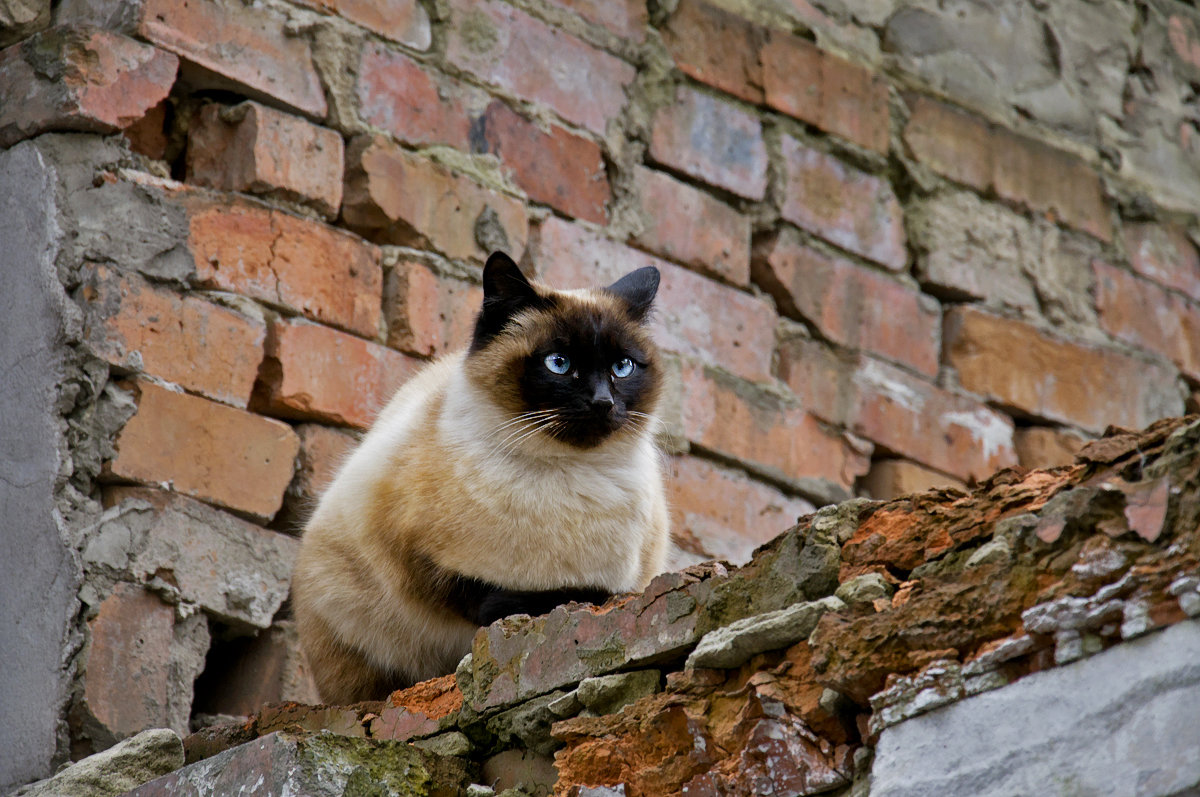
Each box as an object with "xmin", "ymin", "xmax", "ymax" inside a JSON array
[
  {"xmin": 109, "ymin": 379, "xmax": 300, "ymax": 521},
  {"xmin": 445, "ymin": 0, "xmax": 635, "ymax": 136},
  {"xmin": 650, "ymin": 85, "xmax": 768, "ymax": 200},
  {"xmin": 253, "ymin": 318, "xmax": 422, "ymax": 429},
  {"xmin": 774, "ymin": 334, "xmax": 855, "ymax": 425},
  {"xmin": 780, "ymin": 135, "xmax": 906, "ymax": 269},
  {"xmin": 475, "ymin": 101, "xmax": 610, "ymax": 225},
  {"xmin": 384, "ymin": 259, "xmax": 482, "ymax": 357},
  {"xmin": 755, "ymin": 231, "xmax": 938, "ymax": 376},
  {"xmin": 186, "ymin": 101, "xmax": 344, "ymax": 219},
  {"xmin": 762, "ymin": 32, "xmax": 890, "ymax": 153},
  {"xmin": 343, "ymin": 136, "xmax": 529, "ymax": 262},
  {"xmin": 533, "ymin": 217, "xmax": 776, "ymax": 383},
  {"xmin": 123, "ymin": 99, "xmax": 168, "ymax": 160},
  {"xmin": 630, "ymin": 166, "xmax": 751, "ymax": 286},
  {"xmin": 1124, "ymin": 222, "xmax": 1200, "ymax": 302},
  {"xmin": 79, "ymin": 264, "xmax": 265, "ymax": 407},
  {"xmin": 134, "ymin": 0, "xmax": 325, "ymax": 116},
  {"xmin": 291, "ymin": 0, "xmax": 430, "ymax": 49},
  {"xmin": 943, "ymin": 306, "xmax": 1183, "ymax": 433},
  {"xmin": 0, "ymin": 26, "xmax": 178, "ymax": 148},
  {"xmin": 861, "ymin": 460, "xmax": 966, "ymax": 500},
  {"xmin": 193, "ymin": 621, "xmax": 318, "ymax": 717},
  {"xmin": 668, "ymin": 455, "xmax": 813, "ymax": 565},
  {"xmin": 545, "ymin": 0, "xmax": 647, "ymax": 41},
  {"xmin": 661, "ymin": 0, "xmax": 765, "ymax": 103},
  {"xmin": 903, "ymin": 94, "xmax": 1112, "ymax": 242},
  {"xmin": 1094, "ymin": 260, "xmax": 1200, "ymax": 380},
  {"xmin": 680, "ymin": 361, "xmax": 870, "ymax": 490},
  {"xmin": 82, "ymin": 583, "xmax": 175, "ymax": 739},
  {"xmin": 356, "ymin": 43, "xmax": 479, "ymax": 150},
  {"xmin": 282, "ymin": 424, "xmax": 357, "ymax": 518},
  {"xmin": 186, "ymin": 199, "xmax": 382, "ymax": 338},
  {"xmin": 1012, "ymin": 427, "xmax": 1087, "ymax": 469}
]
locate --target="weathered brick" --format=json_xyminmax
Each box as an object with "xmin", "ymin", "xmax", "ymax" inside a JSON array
[
  {"xmin": 0, "ymin": 26, "xmax": 177, "ymax": 148},
  {"xmin": 356, "ymin": 43, "xmax": 480, "ymax": 150},
  {"xmin": 780, "ymin": 135, "xmax": 906, "ymax": 270},
  {"xmin": 277, "ymin": 423, "xmax": 357, "ymax": 530},
  {"xmin": 1124, "ymin": 222, "xmax": 1200, "ymax": 303},
  {"xmin": 0, "ymin": 0, "xmax": 50, "ymax": 49},
  {"xmin": 123, "ymin": 99, "xmax": 168, "ymax": 160},
  {"xmin": 79, "ymin": 264, "xmax": 265, "ymax": 407},
  {"xmin": 668, "ymin": 455, "xmax": 813, "ymax": 565},
  {"xmin": 384, "ymin": 258, "xmax": 482, "ymax": 357},
  {"xmin": 100, "ymin": 487, "xmax": 299, "ymax": 628},
  {"xmin": 761, "ymin": 31, "xmax": 890, "ymax": 153},
  {"xmin": 445, "ymin": 0, "xmax": 635, "ymax": 136},
  {"xmin": 547, "ymin": 0, "xmax": 647, "ymax": 40},
  {"xmin": 776, "ymin": 339, "xmax": 1018, "ymax": 481},
  {"xmin": 62, "ymin": 0, "xmax": 326, "ymax": 116},
  {"xmin": 680, "ymin": 361, "xmax": 870, "ymax": 490},
  {"xmin": 1012, "ymin": 427, "xmax": 1087, "ymax": 469},
  {"xmin": 291, "ymin": 0, "xmax": 430, "ymax": 49},
  {"xmin": 82, "ymin": 583, "xmax": 175, "ymax": 741},
  {"xmin": 253, "ymin": 318, "xmax": 422, "ymax": 429},
  {"xmin": 474, "ymin": 101, "xmax": 610, "ymax": 225},
  {"xmin": 661, "ymin": 0, "xmax": 765, "ymax": 103},
  {"xmin": 187, "ymin": 101, "xmax": 344, "ymax": 219},
  {"xmin": 343, "ymin": 136, "xmax": 529, "ymax": 262},
  {"xmin": 108, "ymin": 379, "xmax": 300, "ymax": 521},
  {"xmin": 755, "ymin": 230, "xmax": 938, "ymax": 376},
  {"xmin": 186, "ymin": 199, "xmax": 382, "ymax": 338},
  {"xmin": 860, "ymin": 460, "xmax": 966, "ymax": 501},
  {"xmin": 943, "ymin": 306, "xmax": 1184, "ymax": 433},
  {"xmin": 533, "ymin": 218, "xmax": 775, "ymax": 383},
  {"xmin": 903, "ymin": 94, "xmax": 1112, "ymax": 242},
  {"xmin": 630, "ymin": 166, "xmax": 751, "ymax": 286},
  {"xmin": 650, "ymin": 85, "xmax": 768, "ymax": 200},
  {"xmin": 193, "ymin": 621, "xmax": 318, "ymax": 716},
  {"xmin": 1093, "ymin": 260, "xmax": 1200, "ymax": 380}
]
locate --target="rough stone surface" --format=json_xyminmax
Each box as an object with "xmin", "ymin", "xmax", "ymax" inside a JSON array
[
  {"xmin": 686, "ymin": 596, "xmax": 845, "ymax": 669},
  {"xmin": 872, "ymin": 620, "xmax": 1200, "ymax": 797},
  {"xmin": 16, "ymin": 728, "xmax": 183, "ymax": 797}
]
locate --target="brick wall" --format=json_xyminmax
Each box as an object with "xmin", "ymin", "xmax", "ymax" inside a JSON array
[{"xmin": 2, "ymin": 0, "xmax": 1199, "ymax": 787}]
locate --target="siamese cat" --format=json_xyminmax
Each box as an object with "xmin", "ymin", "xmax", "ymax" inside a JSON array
[{"xmin": 292, "ymin": 251, "xmax": 671, "ymax": 704}]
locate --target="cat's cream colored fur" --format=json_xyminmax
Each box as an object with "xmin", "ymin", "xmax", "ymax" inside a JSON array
[{"xmin": 292, "ymin": 283, "xmax": 670, "ymax": 704}]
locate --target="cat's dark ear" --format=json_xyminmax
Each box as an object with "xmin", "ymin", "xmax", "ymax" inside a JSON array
[
  {"xmin": 606, "ymin": 266, "xmax": 659, "ymax": 323},
  {"xmin": 471, "ymin": 251, "xmax": 546, "ymax": 352}
]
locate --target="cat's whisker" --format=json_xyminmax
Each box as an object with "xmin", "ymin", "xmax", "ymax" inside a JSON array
[
  {"xmin": 490, "ymin": 409, "xmax": 557, "ymax": 436},
  {"xmin": 500, "ymin": 418, "xmax": 561, "ymax": 457},
  {"xmin": 486, "ymin": 412, "xmax": 563, "ymax": 460}
]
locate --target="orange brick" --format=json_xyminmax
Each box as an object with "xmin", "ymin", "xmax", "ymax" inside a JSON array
[
  {"xmin": 187, "ymin": 101, "xmax": 344, "ymax": 219},
  {"xmin": 533, "ymin": 218, "xmax": 776, "ymax": 383},
  {"xmin": 384, "ymin": 259, "xmax": 482, "ymax": 357},
  {"xmin": 1012, "ymin": 427, "xmax": 1087, "ymax": 469},
  {"xmin": 287, "ymin": 424, "xmax": 357, "ymax": 509},
  {"xmin": 774, "ymin": 334, "xmax": 856, "ymax": 425},
  {"xmin": 630, "ymin": 166, "xmax": 751, "ymax": 287},
  {"xmin": 668, "ymin": 455, "xmax": 813, "ymax": 565},
  {"xmin": 780, "ymin": 135, "xmax": 906, "ymax": 270},
  {"xmin": 944, "ymin": 306, "xmax": 1183, "ymax": 433},
  {"xmin": 650, "ymin": 85, "xmax": 768, "ymax": 200},
  {"xmin": 123, "ymin": 99, "xmax": 168, "ymax": 160},
  {"xmin": 475, "ymin": 101, "xmax": 611, "ymax": 225},
  {"xmin": 0, "ymin": 27, "xmax": 178, "ymax": 148},
  {"xmin": 903, "ymin": 94, "xmax": 1112, "ymax": 242},
  {"xmin": 253, "ymin": 318, "xmax": 422, "ymax": 429},
  {"xmin": 661, "ymin": 0, "xmax": 765, "ymax": 103},
  {"xmin": 755, "ymin": 231, "xmax": 938, "ymax": 376},
  {"xmin": 1124, "ymin": 222, "xmax": 1200, "ymax": 303},
  {"xmin": 136, "ymin": 0, "xmax": 325, "ymax": 116},
  {"xmin": 861, "ymin": 460, "xmax": 966, "ymax": 500},
  {"xmin": 186, "ymin": 199, "xmax": 382, "ymax": 338},
  {"xmin": 762, "ymin": 32, "xmax": 890, "ymax": 153},
  {"xmin": 290, "ymin": 0, "xmax": 430, "ymax": 48},
  {"xmin": 356, "ymin": 43, "xmax": 480, "ymax": 149},
  {"xmin": 444, "ymin": 0, "xmax": 635, "ymax": 136},
  {"xmin": 343, "ymin": 136, "xmax": 529, "ymax": 262},
  {"xmin": 1093, "ymin": 260, "xmax": 1200, "ymax": 380},
  {"xmin": 679, "ymin": 361, "xmax": 870, "ymax": 490},
  {"xmin": 108, "ymin": 379, "xmax": 300, "ymax": 521},
  {"xmin": 192, "ymin": 621, "xmax": 318, "ymax": 717},
  {"xmin": 79, "ymin": 265, "xmax": 265, "ymax": 407}
]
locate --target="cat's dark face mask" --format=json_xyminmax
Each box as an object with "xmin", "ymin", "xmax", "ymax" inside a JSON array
[{"xmin": 469, "ymin": 251, "xmax": 662, "ymax": 450}]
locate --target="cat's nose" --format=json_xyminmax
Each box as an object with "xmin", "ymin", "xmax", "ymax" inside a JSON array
[{"xmin": 591, "ymin": 381, "xmax": 615, "ymax": 415}]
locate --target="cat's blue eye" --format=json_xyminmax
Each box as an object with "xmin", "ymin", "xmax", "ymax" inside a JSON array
[
  {"xmin": 544, "ymin": 353, "xmax": 571, "ymax": 375},
  {"xmin": 612, "ymin": 358, "xmax": 635, "ymax": 378}
]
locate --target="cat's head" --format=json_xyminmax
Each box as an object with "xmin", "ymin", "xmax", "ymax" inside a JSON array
[{"xmin": 464, "ymin": 251, "xmax": 663, "ymax": 450}]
